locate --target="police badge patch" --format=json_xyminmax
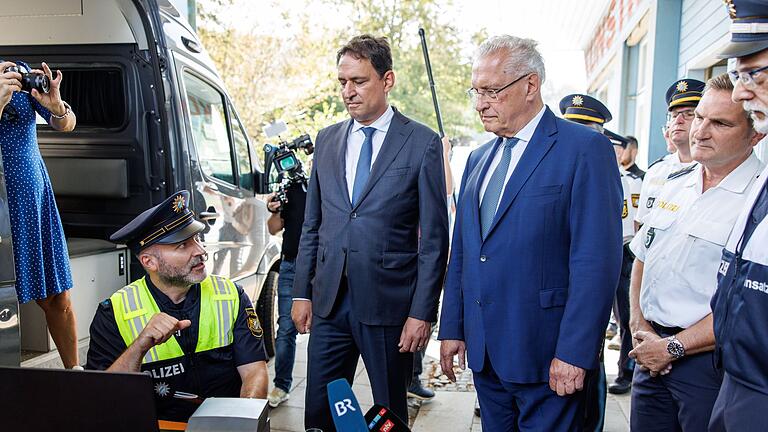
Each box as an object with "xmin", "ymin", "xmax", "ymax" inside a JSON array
[
  {"xmin": 646, "ymin": 197, "xmax": 655, "ymax": 209},
  {"xmin": 245, "ymin": 307, "xmax": 263, "ymax": 338},
  {"xmin": 622, "ymin": 200, "xmax": 628, "ymax": 218},
  {"xmin": 631, "ymin": 193, "xmax": 640, "ymax": 208},
  {"xmin": 645, "ymin": 227, "xmax": 656, "ymax": 248}
]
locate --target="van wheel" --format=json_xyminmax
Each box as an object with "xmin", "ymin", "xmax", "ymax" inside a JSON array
[{"xmin": 256, "ymin": 270, "xmax": 278, "ymax": 358}]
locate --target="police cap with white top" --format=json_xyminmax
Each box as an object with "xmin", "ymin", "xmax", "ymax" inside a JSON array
[{"xmin": 718, "ymin": 0, "xmax": 768, "ymax": 59}]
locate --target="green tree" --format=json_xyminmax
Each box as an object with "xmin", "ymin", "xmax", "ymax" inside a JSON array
[
  {"xmin": 337, "ymin": 0, "xmax": 479, "ymax": 138},
  {"xmin": 197, "ymin": 0, "xmax": 480, "ymax": 146}
]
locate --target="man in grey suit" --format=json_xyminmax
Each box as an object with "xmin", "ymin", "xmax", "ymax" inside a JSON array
[{"xmin": 291, "ymin": 34, "xmax": 449, "ymax": 430}]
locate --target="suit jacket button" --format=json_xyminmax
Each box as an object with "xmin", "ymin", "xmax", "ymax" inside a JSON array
[
  {"xmin": 480, "ymin": 255, "xmax": 487, "ymax": 262},
  {"xmin": 476, "ymin": 300, "xmax": 482, "ymax": 306},
  {"xmin": 351, "ymin": 212, "xmax": 357, "ymax": 219}
]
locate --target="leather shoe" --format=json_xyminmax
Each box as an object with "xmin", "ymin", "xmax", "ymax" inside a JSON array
[
  {"xmin": 608, "ymin": 379, "xmax": 632, "ymax": 395},
  {"xmin": 407, "ymin": 381, "xmax": 435, "ymax": 401}
]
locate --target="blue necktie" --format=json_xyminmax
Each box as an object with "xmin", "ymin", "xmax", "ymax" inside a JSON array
[
  {"xmin": 352, "ymin": 127, "xmax": 376, "ymax": 206},
  {"xmin": 480, "ymin": 137, "xmax": 519, "ymax": 239}
]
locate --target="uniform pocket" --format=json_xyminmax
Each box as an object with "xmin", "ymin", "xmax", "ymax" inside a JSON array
[{"xmin": 686, "ymin": 220, "xmax": 731, "ymax": 247}]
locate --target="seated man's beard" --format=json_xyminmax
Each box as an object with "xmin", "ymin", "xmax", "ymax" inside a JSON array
[{"xmin": 156, "ymin": 256, "xmax": 207, "ymax": 286}]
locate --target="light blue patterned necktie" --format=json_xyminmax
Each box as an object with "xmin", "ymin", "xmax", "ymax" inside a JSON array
[
  {"xmin": 480, "ymin": 137, "xmax": 519, "ymax": 239},
  {"xmin": 351, "ymin": 126, "xmax": 376, "ymax": 206}
]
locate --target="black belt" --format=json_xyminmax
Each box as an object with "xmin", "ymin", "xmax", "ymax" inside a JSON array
[{"xmin": 650, "ymin": 321, "xmax": 684, "ymax": 337}]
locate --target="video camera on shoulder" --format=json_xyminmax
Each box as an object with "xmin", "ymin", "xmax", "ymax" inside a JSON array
[{"xmin": 263, "ymin": 120, "xmax": 313, "ymax": 212}]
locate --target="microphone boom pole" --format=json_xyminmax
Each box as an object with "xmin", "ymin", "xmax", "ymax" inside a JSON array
[{"xmin": 419, "ymin": 27, "xmax": 445, "ymax": 139}]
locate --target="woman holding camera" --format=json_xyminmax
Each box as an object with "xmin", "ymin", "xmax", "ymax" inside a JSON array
[{"xmin": 0, "ymin": 60, "xmax": 78, "ymax": 368}]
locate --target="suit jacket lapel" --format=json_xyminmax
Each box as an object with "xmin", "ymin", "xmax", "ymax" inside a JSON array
[
  {"xmin": 352, "ymin": 108, "xmax": 412, "ymax": 210},
  {"xmin": 469, "ymin": 137, "xmax": 503, "ymax": 242},
  {"xmin": 484, "ymin": 108, "xmax": 558, "ymax": 241},
  {"xmin": 332, "ymin": 119, "xmax": 354, "ymax": 209}
]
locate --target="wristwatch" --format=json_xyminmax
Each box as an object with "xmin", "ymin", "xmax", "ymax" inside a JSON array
[{"xmin": 666, "ymin": 335, "xmax": 685, "ymax": 359}]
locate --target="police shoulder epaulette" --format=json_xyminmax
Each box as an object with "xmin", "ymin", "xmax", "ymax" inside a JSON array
[
  {"xmin": 626, "ymin": 171, "xmax": 641, "ymax": 180},
  {"xmin": 647, "ymin": 156, "xmax": 667, "ymax": 170},
  {"xmin": 667, "ymin": 164, "xmax": 698, "ymax": 180},
  {"xmin": 99, "ymin": 299, "xmax": 112, "ymax": 310}
]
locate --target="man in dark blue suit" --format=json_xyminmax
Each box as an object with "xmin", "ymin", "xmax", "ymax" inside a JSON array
[
  {"xmin": 438, "ymin": 35, "xmax": 623, "ymax": 431},
  {"xmin": 292, "ymin": 34, "xmax": 449, "ymax": 431}
]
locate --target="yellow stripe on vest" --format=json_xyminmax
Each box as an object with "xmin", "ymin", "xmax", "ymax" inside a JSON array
[{"xmin": 110, "ymin": 275, "xmax": 239, "ymax": 364}]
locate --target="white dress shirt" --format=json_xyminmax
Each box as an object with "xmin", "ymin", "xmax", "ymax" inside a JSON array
[
  {"xmin": 635, "ymin": 152, "xmax": 696, "ymax": 224},
  {"xmin": 630, "ymin": 153, "xmax": 765, "ymax": 328},
  {"xmin": 723, "ymin": 162, "xmax": 768, "ymax": 266},
  {"xmin": 345, "ymin": 106, "xmax": 394, "ymax": 201},
  {"xmin": 479, "ymin": 105, "xmax": 546, "ymax": 212}
]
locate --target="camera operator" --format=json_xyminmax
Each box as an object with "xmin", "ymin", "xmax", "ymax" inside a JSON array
[
  {"xmin": 0, "ymin": 60, "xmax": 78, "ymax": 368},
  {"xmin": 265, "ymin": 181, "xmax": 307, "ymax": 408}
]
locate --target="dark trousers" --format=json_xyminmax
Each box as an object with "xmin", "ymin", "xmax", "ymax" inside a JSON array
[
  {"xmin": 709, "ymin": 372, "xmax": 768, "ymax": 431},
  {"xmin": 582, "ymin": 361, "xmax": 606, "ymax": 432},
  {"xmin": 631, "ymin": 326, "xmax": 723, "ymax": 432},
  {"xmin": 613, "ymin": 245, "xmax": 635, "ymax": 382},
  {"xmin": 304, "ymin": 282, "xmax": 412, "ymax": 431},
  {"xmin": 473, "ymin": 352, "xmax": 585, "ymax": 432}
]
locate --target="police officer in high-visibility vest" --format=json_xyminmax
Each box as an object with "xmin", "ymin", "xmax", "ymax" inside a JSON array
[
  {"xmin": 559, "ymin": 93, "xmax": 630, "ymax": 432},
  {"xmin": 710, "ymin": 1, "xmax": 768, "ymax": 430},
  {"xmin": 86, "ymin": 190, "xmax": 269, "ymax": 422}
]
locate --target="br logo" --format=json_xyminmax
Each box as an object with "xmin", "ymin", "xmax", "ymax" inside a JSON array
[{"xmin": 334, "ymin": 398, "xmax": 357, "ymax": 416}]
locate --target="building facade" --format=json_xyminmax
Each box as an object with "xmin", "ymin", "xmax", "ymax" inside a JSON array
[{"xmin": 585, "ymin": 0, "xmax": 767, "ymax": 167}]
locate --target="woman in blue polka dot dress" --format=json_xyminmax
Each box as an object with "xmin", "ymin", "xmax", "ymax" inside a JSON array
[{"xmin": 0, "ymin": 60, "xmax": 79, "ymax": 368}]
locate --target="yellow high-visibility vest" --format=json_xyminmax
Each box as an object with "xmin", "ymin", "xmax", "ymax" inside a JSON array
[{"xmin": 110, "ymin": 275, "xmax": 240, "ymax": 364}]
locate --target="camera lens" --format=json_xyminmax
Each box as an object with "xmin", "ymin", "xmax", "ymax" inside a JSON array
[{"xmin": 21, "ymin": 73, "xmax": 50, "ymax": 94}]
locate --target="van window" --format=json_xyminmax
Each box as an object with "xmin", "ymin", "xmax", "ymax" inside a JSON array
[
  {"xmin": 229, "ymin": 106, "xmax": 253, "ymax": 191},
  {"xmin": 47, "ymin": 68, "xmax": 126, "ymax": 129},
  {"xmin": 183, "ymin": 72, "xmax": 236, "ymax": 186}
]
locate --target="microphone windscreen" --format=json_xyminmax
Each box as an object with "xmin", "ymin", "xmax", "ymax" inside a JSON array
[
  {"xmin": 365, "ymin": 404, "xmax": 411, "ymax": 431},
  {"xmin": 327, "ymin": 378, "xmax": 369, "ymax": 432}
]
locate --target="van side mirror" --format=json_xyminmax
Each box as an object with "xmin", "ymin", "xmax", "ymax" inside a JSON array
[{"xmin": 254, "ymin": 170, "xmax": 268, "ymax": 195}]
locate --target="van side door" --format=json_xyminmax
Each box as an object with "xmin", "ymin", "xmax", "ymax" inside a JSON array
[{"xmin": 176, "ymin": 67, "xmax": 269, "ymax": 280}]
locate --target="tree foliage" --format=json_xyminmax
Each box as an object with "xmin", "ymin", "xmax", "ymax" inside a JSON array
[{"xmin": 197, "ymin": 0, "xmax": 480, "ymax": 146}]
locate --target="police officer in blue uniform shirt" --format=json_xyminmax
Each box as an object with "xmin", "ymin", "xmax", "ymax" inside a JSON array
[
  {"xmin": 559, "ymin": 93, "xmax": 631, "ymax": 432},
  {"xmin": 711, "ymin": 1, "xmax": 768, "ymax": 430},
  {"xmin": 86, "ymin": 190, "xmax": 269, "ymax": 422},
  {"xmin": 629, "ymin": 74, "xmax": 765, "ymax": 432}
]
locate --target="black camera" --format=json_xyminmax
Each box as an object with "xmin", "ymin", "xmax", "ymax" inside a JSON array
[
  {"xmin": 4, "ymin": 64, "xmax": 50, "ymax": 94},
  {"xmin": 264, "ymin": 134, "xmax": 313, "ymax": 212}
]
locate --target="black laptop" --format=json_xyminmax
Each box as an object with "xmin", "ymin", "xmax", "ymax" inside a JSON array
[{"xmin": 0, "ymin": 366, "xmax": 159, "ymax": 432}]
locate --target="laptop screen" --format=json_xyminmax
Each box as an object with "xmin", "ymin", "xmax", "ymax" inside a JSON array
[{"xmin": 0, "ymin": 367, "xmax": 159, "ymax": 431}]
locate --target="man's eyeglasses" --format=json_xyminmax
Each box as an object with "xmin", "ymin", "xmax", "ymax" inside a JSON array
[
  {"xmin": 728, "ymin": 64, "xmax": 768, "ymax": 89},
  {"xmin": 666, "ymin": 109, "xmax": 695, "ymax": 123},
  {"xmin": 467, "ymin": 73, "xmax": 533, "ymax": 103}
]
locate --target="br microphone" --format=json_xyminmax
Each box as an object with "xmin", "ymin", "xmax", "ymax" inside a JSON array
[
  {"xmin": 365, "ymin": 404, "xmax": 411, "ymax": 431},
  {"xmin": 327, "ymin": 378, "xmax": 369, "ymax": 432}
]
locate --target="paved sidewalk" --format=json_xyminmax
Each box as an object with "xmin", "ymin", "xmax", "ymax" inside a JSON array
[{"xmin": 267, "ymin": 334, "xmax": 630, "ymax": 431}]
